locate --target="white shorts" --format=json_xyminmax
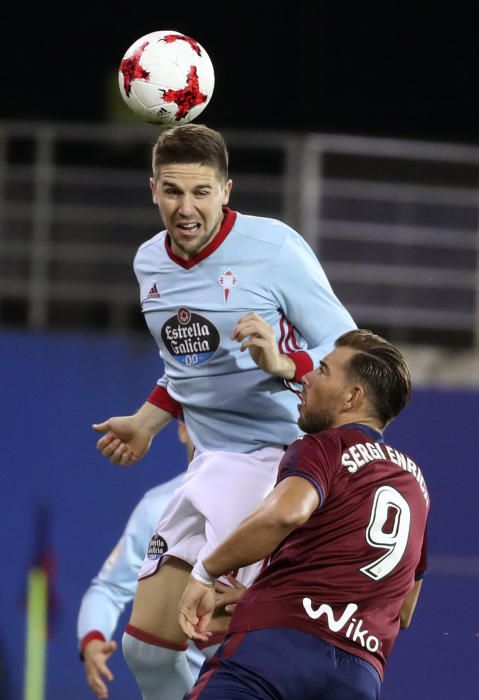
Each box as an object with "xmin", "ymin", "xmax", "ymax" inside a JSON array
[{"xmin": 139, "ymin": 446, "xmax": 284, "ymax": 587}]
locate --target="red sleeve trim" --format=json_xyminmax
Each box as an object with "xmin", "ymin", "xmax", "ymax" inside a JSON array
[
  {"xmin": 286, "ymin": 351, "xmax": 314, "ymax": 383},
  {"xmin": 79, "ymin": 630, "xmax": 106, "ymax": 660},
  {"xmin": 147, "ymin": 385, "xmax": 183, "ymax": 419}
]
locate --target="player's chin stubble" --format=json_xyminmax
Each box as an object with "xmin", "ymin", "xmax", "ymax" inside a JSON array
[
  {"xmin": 298, "ymin": 409, "xmax": 335, "ymax": 435},
  {"xmin": 175, "ymin": 218, "xmax": 221, "ymax": 258}
]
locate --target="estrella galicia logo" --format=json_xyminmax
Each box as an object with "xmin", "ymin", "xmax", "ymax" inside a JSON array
[
  {"xmin": 161, "ymin": 307, "xmax": 220, "ymax": 366},
  {"xmin": 147, "ymin": 534, "xmax": 168, "ymax": 560}
]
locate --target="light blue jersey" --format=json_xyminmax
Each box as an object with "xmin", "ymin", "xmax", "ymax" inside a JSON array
[
  {"xmin": 77, "ymin": 474, "xmax": 205, "ymax": 675},
  {"xmin": 134, "ymin": 209, "xmax": 356, "ymax": 453}
]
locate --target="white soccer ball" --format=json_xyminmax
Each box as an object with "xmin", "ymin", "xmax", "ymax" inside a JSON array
[{"xmin": 118, "ymin": 30, "xmax": 215, "ymax": 126}]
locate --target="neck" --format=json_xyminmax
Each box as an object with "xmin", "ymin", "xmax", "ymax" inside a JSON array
[{"xmin": 333, "ymin": 416, "xmax": 383, "ymax": 433}]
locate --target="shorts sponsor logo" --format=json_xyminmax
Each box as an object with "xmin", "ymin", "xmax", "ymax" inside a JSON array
[
  {"xmin": 161, "ymin": 307, "xmax": 220, "ymax": 365},
  {"xmin": 147, "ymin": 534, "xmax": 168, "ymax": 560},
  {"xmin": 303, "ymin": 598, "xmax": 381, "ymax": 653}
]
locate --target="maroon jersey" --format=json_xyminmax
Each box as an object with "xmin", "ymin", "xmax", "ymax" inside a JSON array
[{"xmin": 229, "ymin": 424, "xmax": 429, "ymax": 679}]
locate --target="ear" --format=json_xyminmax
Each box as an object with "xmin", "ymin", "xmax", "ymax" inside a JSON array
[
  {"xmin": 150, "ymin": 177, "xmax": 157, "ymax": 204},
  {"xmin": 222, "ymin": 179, "xmax": 233, "ymax": 206},
  {"xmin": 343, "ymin": 384, "xmax": 365, "ymax": 412}
]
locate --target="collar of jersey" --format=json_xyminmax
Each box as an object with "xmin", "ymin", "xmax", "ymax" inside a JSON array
[
  {"xmin": 164, "ymin": 207, "xmax": 237, "ymax": 269},
  {"xmin": 341, "ymin": 422, "xmax": 384, "ymax": 443}
]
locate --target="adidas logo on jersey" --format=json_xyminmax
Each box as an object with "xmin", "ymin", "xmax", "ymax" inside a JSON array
[{"xmin": 143, "ymin": 283, "xmax": 160, "ymax": 303}]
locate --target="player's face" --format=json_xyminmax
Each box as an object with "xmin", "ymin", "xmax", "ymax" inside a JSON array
[
  {"xmin": 151, "ymin": 163, "xmax": 232, "ymax": 260},
  {"xmin": 298, "ymin": 346, "xmax": 357, "ymax": 433}
]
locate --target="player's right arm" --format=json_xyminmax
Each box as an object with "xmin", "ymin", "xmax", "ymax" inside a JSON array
[
  {"xmin": 92, "ymin": 401, "xmax": 173, "ymax": 466},
  {"xmin": 179, "ymin": 474, "xmax": 319, "ymax": 640}
]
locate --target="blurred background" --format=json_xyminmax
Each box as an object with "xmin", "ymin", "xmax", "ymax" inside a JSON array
[{"xmin": 1, "ymin": 2, "xmax": 478, "ymax": 698}]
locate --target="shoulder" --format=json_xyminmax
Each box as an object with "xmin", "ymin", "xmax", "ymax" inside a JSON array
[
  {"xmin": 232, "ymin": 212, "xmax": 320, "ymax": 276},
  {"xmin": 133, "ymin": 230, "xmax": 167, "ymax": 270},
  {"xmin": 278, "ymin": 431, "xmax": 343, "ymax": 500},
  {"xmin": 303, "ymin": 429, "xmax": 344, "ymax": 452},
  {"xmin": 283, "ymin": 431, "xmax": 343, "ymax": 466},
  {"xmin": 233, "ymin": 212, "xmax": 303, "ymax": 249}
]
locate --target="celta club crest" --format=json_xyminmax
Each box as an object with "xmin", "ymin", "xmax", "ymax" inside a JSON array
[{"xmin": 218, "ymin": 269, "xmax": 238, "ymax": 303}]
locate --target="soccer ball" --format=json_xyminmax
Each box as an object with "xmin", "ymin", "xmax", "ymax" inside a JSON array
[{"xmin": 118, "ymin": 30, "xmax": 215, "ymax": 126}]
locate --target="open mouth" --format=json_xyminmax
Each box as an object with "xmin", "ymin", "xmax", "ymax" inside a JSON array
[{"xmin": 177, "ymin": 222, "xmax": 201, "ymax": 236}]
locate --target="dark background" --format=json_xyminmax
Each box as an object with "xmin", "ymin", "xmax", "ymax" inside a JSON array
[
  {"xmin": 2, "ymin": 1, "xmax": 479, "ymax": 142},
  {"xmin": 2, "ymin": 4, "xmax": 479, "ymax": 698}
]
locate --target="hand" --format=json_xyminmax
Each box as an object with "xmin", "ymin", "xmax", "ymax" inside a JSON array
[
  {"xmin": 92, "ymin": 415, "xmax": 154, "ymax": 466},
  {"xmin": 83, "ymin": 639, "xmax": 117, "ymax": 699},
  {"xmin": 178, "ymin": 577, "xmax": 216, "ymax": 642},
  {"xmin": 231, "ymin": 313, "xmax": 295, "ymax": 380},
  {"xmin": 215, "ymin": 575, "xmax": 247, "ymax": 615}
]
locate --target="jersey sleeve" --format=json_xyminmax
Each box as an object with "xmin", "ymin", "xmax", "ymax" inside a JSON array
[
  {"xmin": 77, "ymin": 491, "xmax": 169, "ymax": 645},
  {"xmin": 271, "ymin": 234, "xmax": 356, "ymax": 381},
  {"xmin": 133, "ymin": 239, "xmax": 183, "ymax": 417},
  {"xmin": 147, "ymin": 376, "xmax": 183, "ymax": 418},
  {"xmin": 277, "ymin": 433, "xmax": 341, "ymax": 506}
]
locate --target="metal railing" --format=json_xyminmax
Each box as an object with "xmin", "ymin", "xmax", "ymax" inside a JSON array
[
  {"xmin": 299, "ymin": 134, "xmax": 479, "ymax": 345},
  {"xmin": 0, "ymin": 122, "xmax": 478, "ymax": 345}
]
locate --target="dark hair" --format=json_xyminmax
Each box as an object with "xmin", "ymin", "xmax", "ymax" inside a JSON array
[
  {"xmin": 152, "ymin": 124, "xmax": 229, "ymax": 181},
  {"xmin": 336, "ymin": 329, "xmax": 412, "ymax": 426}
]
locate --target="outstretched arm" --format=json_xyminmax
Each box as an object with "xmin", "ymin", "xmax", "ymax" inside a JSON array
[
  {"xmin": 178, "ymin": 476, "xmax": 319, "ymax": 639},
  {"xmin": 92, "ymin": 402, "xmax": 173, "ymax": 466},
  {"xmin": 203, "ymin": 476, "xmax": 318, "ymax": 576}
]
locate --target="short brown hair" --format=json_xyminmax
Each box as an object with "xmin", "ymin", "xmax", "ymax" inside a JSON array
[
  {"xmin": 152, "ymin": 124, "xmax": 229, "ymax": 181},
  {"xmin": 336, "ymin": 329, "xmax": 412, "ymax": 426}
]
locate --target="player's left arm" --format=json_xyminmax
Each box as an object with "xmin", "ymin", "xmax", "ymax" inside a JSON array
[
  {"xmin": 231, "ymin": 312, "xmax": 297, "ymax": 379},
  {"xmin": 178, "ymin": 476, "xmax": 319, "ymax": 639},
  {"xmin": 400, "ymin": 523, "xmax": 428, "ymax": 629},
  {"xmin": 271, "ymin": 235, "xmax": 357, "ymax": 382},
  {"xmin": 400, "ymin": 579, "xmax": 423, "ymax": 629}
]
